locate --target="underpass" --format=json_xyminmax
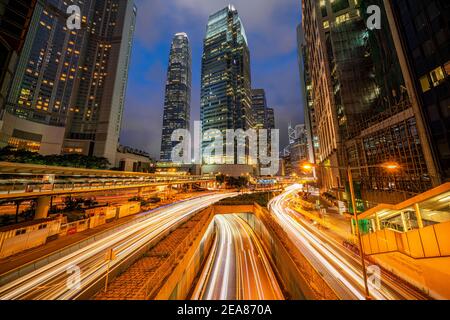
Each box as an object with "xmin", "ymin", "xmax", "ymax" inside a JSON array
[{"xmin": 191, "ymin": 214, "xmax": 284, "ymax": 300}]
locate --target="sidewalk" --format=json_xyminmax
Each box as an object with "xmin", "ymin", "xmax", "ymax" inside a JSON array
[
  {"xmin": 291, "ymin": 195, "xmax": 353, "ymax": 242},
  {"xmin": 291, "ymin": 194, "xmax": 447, "ymax": 299}
]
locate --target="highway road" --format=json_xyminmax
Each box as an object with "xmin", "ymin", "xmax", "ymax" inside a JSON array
[
  {"xmin": 269, "ymin": 184, "xmax": 429, "ymax": 300},
  {"xmin": 191, "ymin": 214, "xmax": 284, "ymax": 300},
  {"xmin": 0, "ymin": 193, "xmax": 233, "ymax": 300}
]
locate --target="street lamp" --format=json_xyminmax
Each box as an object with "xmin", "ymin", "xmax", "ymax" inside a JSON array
[{"xmin": 300, "ymin": 161, "xmax": 400, "ymax": 300}]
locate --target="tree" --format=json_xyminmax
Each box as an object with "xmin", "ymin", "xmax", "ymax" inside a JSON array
[
  {"xmin": 216, "ymin": 174, "xmax": 226, "ymax": 185},
  {"xmin": 0, "ymin": 147, "xmax": 111, "ymax": 169},
  {"xmin": 225, "ymin": 176, "xmax": 249, "ymax": 190}
]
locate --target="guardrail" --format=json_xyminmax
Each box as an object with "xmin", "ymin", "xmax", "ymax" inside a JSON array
[
  {"xmin": 362, "ymin": 221, "xmax": 450, "ymax": 258},
  {"xmin": 0, "ymin": 179, "xmax": 214, "ymax": 201},
  {"xmin": 0, "ymin": 177, "xmax": 213, "ymax": 195},
  {"xmin": 0, "ymin": 204, "xmax": 177, "ymax": 286}
]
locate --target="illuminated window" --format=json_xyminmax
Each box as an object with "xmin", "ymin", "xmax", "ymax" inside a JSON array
[
  {"xmin": 430, "ymin": 66, "xmax": 445, "ymax": 87},
  {"xmin": 419, "ymin": 76, "xmax": 431, "ymax": 92},
  {"xmin": 335, "ymin": 13, "xmax": 350, "ymax": 25},
  {"xmin": 8, "ymin": 138, "xmax": 41, "ymax": 152},
  {"xmin": 444, "ymin": 61, "xmax": 450, "ymax": 76},
  {"xmin": 63, "ymin": 148, "xmax": 84, "ymax": 154}
]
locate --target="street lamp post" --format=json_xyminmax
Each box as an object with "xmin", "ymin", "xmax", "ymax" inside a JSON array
[
  {"xmin": 347, "ymin": 166, "xmax": 370, "ymax": 299},
  {"xmin": 301, "ymin": 161, "xmax": 400, "ymax": 300}
]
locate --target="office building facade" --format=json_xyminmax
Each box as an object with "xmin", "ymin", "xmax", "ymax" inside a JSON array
[
  {"xmin": 0, "ymin": 0, "xmax": 36, "ymax": 114},
  {"xmin": 1, "ymin": 0, "xmax": 96, "ymax": 154},
  {"xmin": 200, "ymin": 5, "xmax": 253, "ymax": 164},
  {"xmin": 297, "ymin": 24, "xmax": 317, "ymax": 166},
  {"xmin": 385, "ymin": 0, "xmax": 449, "ymax": 182},
  {"xmin": 301, "ymin": 0, "xmax": 439, "ymax": 207},
  {"xmin": 160, "ymin": 32, "xmax": 191, "ymax": 162},
  {"xmin": 64, "ymin": 0, "xmax": 137, "ymax": 165},
  {"xmin": 0, "ymin": 0, "xmax": 136, "ymax": 165}
]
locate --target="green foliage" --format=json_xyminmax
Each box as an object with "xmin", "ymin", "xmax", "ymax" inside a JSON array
[
  {"xmin": 128, "ymin": 196, "xmax": 142, "ymax": 202},
  {"xmin": 0, "ymin": 146, "xmax": 110, "ymax": 169},
  {"xmin": 215, "ymin": 174, "xmax": 249, "ymax": 189},
  {"xmin": 216, "ymin": 174, "xmax": 226, "ymax": 185},
  {"xmin": 63, "ymin": 197, "xmax": 85, "ymax": 212},
  {"xmin": 218, "ymin": 192, "xmax": 274, "ymax": 207}
]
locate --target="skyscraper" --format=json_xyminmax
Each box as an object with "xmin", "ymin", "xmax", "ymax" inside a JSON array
[
  {"xmin": 0, "ymin": 0, "xmax": 36, "ymax": 114},
  {"xmin": 251, "ymin": 88, "xmax": 275, "ymax": 131},
  {"xmin": 297, "ymin": 24, "xmax": 317, "ymax": 166},
  {"xmin": 0, "ymin": 0, "xmax": 136, "ymax": 165},
  {"xmin": 301, "ymin": 0, "xmax": 438, "ymax": 206},
  {"xmin": 384, "ymin": 0, "xmax": 449, "ymax": 182},
  {"xmin": 160, "ymin": 32, "xmax": 191, "ymax": 162},
  {"xmin": 64, "ymin": 0, "xmax": 137, "ymax": 165},
  {"xmin": 301, "ymin": 0, "xmax": 340, "ymax": 190},
  {"xmin": 251, "ymin": 89, "xmax": 267, "ymax": 131},
  {"xmin": 251, "ymin": 88, "xmax": 275, "ymax": 163},
  {"xmin": 266, "ymin": 107, "xmax": 275, "ymax": 130},
  {"xmin": 1, "ymin": 0, "xmax": 96, "ymax": 154},
  {"xmin": 201, "ymin": 5, "xmax": 253, "ymax": 164}
]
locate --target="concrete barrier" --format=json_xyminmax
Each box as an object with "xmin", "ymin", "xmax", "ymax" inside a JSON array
[
  {"xmin": 168, "ymin": 204, "xmax": 338, "ymax": 300},
  {"xmin": 252, "ymin": 204, "xmax": 339, "ymax": 300},
  {"xmin": 362, "ymin": 221, "xmax": 450, "ymax": 259},
  {"xmin": 153, "ymin": 208, "xmax": 216, "ymax": 300}
]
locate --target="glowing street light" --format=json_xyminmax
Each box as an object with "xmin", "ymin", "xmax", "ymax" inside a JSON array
[
  {"xmin": 301, "ymin": 162, "xmax": 315, "ymax": 171},
  {"xmin": 381, "ymin": 162, "xmax": 400, "ymax": 171}
]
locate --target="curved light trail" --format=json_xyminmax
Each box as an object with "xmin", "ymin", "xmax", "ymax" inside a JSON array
[
  {"xmin": 0, "ymin": 193, "xmax": 233, "ymax": 300},
  {"xmin": 192, "ymin": 214, "xmax": 284, "ymax": 300},
  {"xmin": 269, "ymin": 184, "xmax": 429, "ymax": 300}
]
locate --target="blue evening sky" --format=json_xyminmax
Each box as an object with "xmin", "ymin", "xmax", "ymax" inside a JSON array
[{"xmin": 120, "ymin": 0, "xmax": 304, "ymax": 159}]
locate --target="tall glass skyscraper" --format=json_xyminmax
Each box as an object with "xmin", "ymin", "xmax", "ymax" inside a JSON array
[
  {"xmin": 160, "ymin": 32, "xmax": 191, "ymax": 162},
  {"xmin": 64, "ymin": 0, "xmax": 137, "ymax": 164},
  {"xmin": 251, "ymin": 89, "xmax": 268, "ymax": 130},
  {"xmin": 1, "ymin": 0, "xmax": 96, "ymax": 154},
  {"xmin": 386, "ymin": 0, "xmax": 449, "ymax": 182},
  {"xmin": 200, "ymin": 5, "xmax": 253, "ymax": 163},
  {"xmin": 0, "ymin": 0, "xmax": 36, "ymax": 114},
  {"xmin": 0, "ymin": 0, "xmax": 137, "ymax": 165}
]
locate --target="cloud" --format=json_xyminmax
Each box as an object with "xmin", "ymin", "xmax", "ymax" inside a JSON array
[
  {"xmin": 134, "ymin": 0, "xmax": 300, "ymax": 58},
  {"xmin": 121, "ymin": 0, "xmax": 303, "ymax": 158}
]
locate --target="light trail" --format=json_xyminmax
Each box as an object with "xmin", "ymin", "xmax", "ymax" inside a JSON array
[
  {"xmin": 269, "ymin": 184, "xmax": 429, "ymax": 300},
  {"xmin": 0, "ymin": 193, "xmax": 233, "ymax": 300},
  {"xmin": 192, "ymin": 214, "xmax": 284, "ymax": 300}
]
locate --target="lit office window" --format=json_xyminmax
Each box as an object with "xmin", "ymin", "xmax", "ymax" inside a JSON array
[
  {"xmin": 420, "ymin": 76, "xmax": 431, "ymax": 92},
  {"xmin": 430, "ymin": 66, "xmax": 445, "ymax": 87}
]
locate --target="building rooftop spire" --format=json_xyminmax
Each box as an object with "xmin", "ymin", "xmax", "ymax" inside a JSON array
[{"xmin": 175, "ymin": 32, "xmax": 188, "ymax": 38}]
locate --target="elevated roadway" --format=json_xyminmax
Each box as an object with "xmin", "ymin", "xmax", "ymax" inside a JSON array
[{"xmin": 0, "ymin": 193, "xmax": 232, "ymax": 300}]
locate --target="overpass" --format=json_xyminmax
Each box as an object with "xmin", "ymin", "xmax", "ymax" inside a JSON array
[{"xmin": 0, "ymin": 162, "xmax": 216, "ymax": 219}]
